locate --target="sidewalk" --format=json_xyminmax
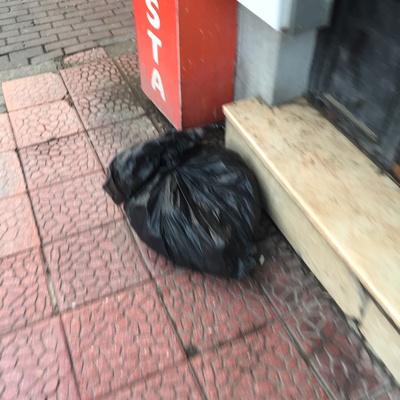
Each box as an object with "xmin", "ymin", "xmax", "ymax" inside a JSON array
[
  {"xmin": 0, "ymin": 43, "xmax": 399, "ymax": 399},
  {"xmin": 0, "ymin": 0, "xmax": 134, "ymax": 70}
]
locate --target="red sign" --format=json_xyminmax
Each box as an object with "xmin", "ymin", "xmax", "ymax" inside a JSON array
[
  {"xmin": 133, "ymin": 0, "xmax": 237, "ymax": 129},
  {"xmin": 133, "ymin": 0, "xmax": 181, "ymax": 126}
]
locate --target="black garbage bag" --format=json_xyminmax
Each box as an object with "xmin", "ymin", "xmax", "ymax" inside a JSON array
[{"xmin": 103, "ymin": 129, "xmax": 261, "ymax": 278}]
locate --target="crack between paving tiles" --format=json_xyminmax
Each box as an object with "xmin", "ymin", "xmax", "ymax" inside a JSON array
[
  {"xmin": 26, "ymin": 168, "xmax": 105, "ymax": 193},
  {"xmin": 261, "ymin": 288, "xmax": 339, "ymax": 400},
  {"xmin": 249, "ymin": 245, "xmax": 339, "ymax": 399},
  {"xmin": 151, "ymin": 278, "xmax": 209, "ymax": 400},
  {"xmin": 41, "ymin": 257, "xmax": 155, "ymax": 317},
  {"xmin": 255, "ymin": 237, "xmax": 394, "ymax": 399},
  {"xmin": 259, "ymin": 266, "xmax": 400, "ymax": 398},
  {"xmin": 93, "ymin": 359, "xmax": 200, "ymax": 400},
  {"xmin": 123, "ymin": 219, "xmax": 176, "ymax": 281},
  {"xmin": 16, "ymin": 130, "xmax": 85, "ymax": 151},
  {"xmin": 55, "ymin": 54, "xmax": 170, "ymax": 190},
  {"xmin": 45, "ymin": 271, "xmax": 59, "ymax": 313},
  {"xmin": 55, "ymin": 70, "xmax": 104, "ymax": 176},
  {"xmin": 58, "ymin": 313, "xmax": 83, "ymax": 400},
  {"xmin": 14, "ymin": 147, "xmax": 62, "ymax": 320}
]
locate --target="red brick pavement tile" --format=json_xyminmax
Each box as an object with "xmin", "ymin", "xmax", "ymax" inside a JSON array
[
  {"xmin": 130, "ymin": 229, "xmax": 175, "ymax": 278},
  {"xmin": 114, "ymin": 53, "xmax": 140, "ymax": 82},
  {"xmin": 0, "ymin": 194, "xmax": 40, "ymax": 258},
  {"xmin": 113, "ymin": 53, "xmax": 170, "ymax": 128},
  {"xmin": 147, "ymin": 110, "xmax": 174, "ymax": 134},
  {"xmin": 0, "ymin": 151, "xmax": 26, "ymax": 198},
  {"xmin": 62, "ymin": 284, "xmax": 185, "ymax": 399},
  {"xmin": 9, "ymin": 100, "xmax": 84, "ymax": 148},
  {"xmin": 20, "ymin": 133, "xmax": 101, "ymax": 190},
  {"xmin": 156, "ymin": 271, "xmax": 276, "ymax": 352},
  {"xmin": 112, "ymin": 54, "xmax": 172, "ymax": 132},
  {"xmin": 102, "ymin": 364, "xmax": 203, "ymax": 400},
  {"xmin": 43, "ymin": 220, "xmax": 150, "ymax": 311},
  {"xmin": 63, "ymin": 47, "xmax": 108, "ymax": 66},
  {"xmin": 255, "ymin": 239, "xmax": 323, "ymax": 317},
  {"xmin": 0, "ymin": 114, "xmax": 16, "ymax": 153},
  {"xmin": 0, "ymin": 317, "xmax": 79, "ymax": 400},
  {"xmin": 2, "ymin": 73, "xmax": 67, "ymax": 111},
  {"xmin": 191, "ymin": 322, "xmax": 330, "ymax": 400},
  {"xmin": 0, "ymin": 248, "xmax": 52, "ymax": 335},
  {"xmin": 30, "ymin": 172, "xmax": 122, "ymax": 243},
  {"xmin": 60, "ymin": 60, "xmax": 124, "ymax": 95},
  {"xmin": 284, "ymin": 299, "xmax": 391, "ymax": 399},
  {"xmin": 87, "ymin": 116, "xmax": 158, "ymax": 169},
  {"xmin": 70, "ymin": 86, "xmax": 145, "ymax": 129}
]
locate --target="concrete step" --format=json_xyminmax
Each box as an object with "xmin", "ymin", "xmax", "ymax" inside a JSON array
[{"xmin": 223, "ymin": 98, "xmax": 400, "ymax": 384}]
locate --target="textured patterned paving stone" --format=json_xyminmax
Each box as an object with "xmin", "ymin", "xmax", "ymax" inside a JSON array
[
  {"xmin": 103, "ymin": 364, "xmax": 203, "ymax": 400},
  {"xmin": 121, "ymin": 77, "xmax": 166, "ymax": 122},
  {"xmin": 130, "ymin": 229, "xmax": 175, "ymax": 278},
  {"xmin": 62, "ymin": 284, "xmax": 185, "ymax": 399},
  {"xmin": 147, "ymin": 110, "xmax": 174, "ymax": 134},
  {"xmin": 191, "ymin": 322, "xmax": 330, "ymax": 400},
  {"xmin": 63, "ymin": 48, "xmax": 108, "ymax": 66},
  {"xmin": 0, "ymin": 317, "xmax": 79, "ymax": 400},
  {"xmin": 9, "ymin": 100, "xmax": 84, "ymax": 148},
  {"xmin": 60, "ymin": 60, "xmax": 124, "ymax": 95},
  {"xmin": 44, "ymin": 220, "xmax": 150, "ymax": 311},
  {"xmin": 71, "ymin": 86, "xmax": 144, "ymax": 129},
  {"xmin": 113, "ymin": 53, "xmax": 169, "ymax": 128},
  {"xmin": 87, "ymin": 116, "xmax": 158, "ymax": 169},
  {"xmin": 0, "ymin": 114, "xmax": 16, "ymax": 153},
  {"xmin": 20, "ymin": 133, "xmax": 102, "ymax": 190},
  {"xmin": 255, "ymin": 237, "xmax": 323, "ymax": 316},
  {"xmin": 0, "ymin": 151, "xmax": 25, "ymax": 199},
  {"xmin": 113, "ymin": 55, "xmax": 168, "ymax": 124},
  {"xmin": 30, "ymin": 172, "xmax": 122, "ymax": 243},
  {"xmin": 114, "ymin": 53, "xmax": 140, "ymax": 82},
  {"xmin": 0, "ymin": 194, "xmax": 40, "ymax": 258},
  {"xmin": 156, "ymin": 271, "xmax": 276, "ymax": 351},
  {"xmin": 0, "ymin": 248, "xmax": 52, "ymax": 336},
  {"xmin": 284, "ymin": 299, "xmax": 391, "ymax": 399},
  {"xmin": 2, "ymin": 73, "xmax": 67, "ymax": 111}
]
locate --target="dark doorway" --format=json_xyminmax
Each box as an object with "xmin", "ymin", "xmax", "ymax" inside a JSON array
[{"xmin": 308, "ymin": 0, "xmax": 400, "ymax": 182}]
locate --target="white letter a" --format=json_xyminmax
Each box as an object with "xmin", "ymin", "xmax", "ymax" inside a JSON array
[{"xmin": 151, "ymin": 68, "xmax": 166, "ymax": 101}]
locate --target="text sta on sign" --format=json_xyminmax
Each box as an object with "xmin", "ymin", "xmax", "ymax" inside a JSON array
[{"xmin": 146, "ymin": 0, "xmax": 166, "ymax": 101}]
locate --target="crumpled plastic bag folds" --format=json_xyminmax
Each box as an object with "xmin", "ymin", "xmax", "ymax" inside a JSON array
[{"xmin": 103, "ymin": 130, "xmax": 261, "ymax": 278}]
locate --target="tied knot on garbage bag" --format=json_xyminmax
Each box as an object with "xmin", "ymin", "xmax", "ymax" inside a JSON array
[{"xmin": 103, "ymin": 128, "xmax": 261, "ymax": 278}]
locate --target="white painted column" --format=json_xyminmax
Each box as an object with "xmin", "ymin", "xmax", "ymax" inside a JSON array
[{"xmin": 234, "ymin": 0, "xmax": 334, "ymax": 106}]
